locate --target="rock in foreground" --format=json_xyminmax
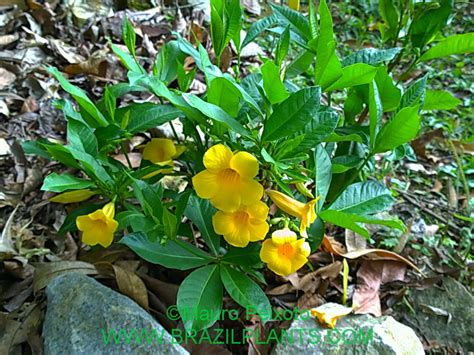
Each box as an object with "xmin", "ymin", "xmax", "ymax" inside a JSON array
[
  {"xmin": 272, "ymin": 303, "xmax": 424, "ymax": 355},
  {"xmin": 43, "ymin": 272, "xmax": 188, "ymax": 355}
]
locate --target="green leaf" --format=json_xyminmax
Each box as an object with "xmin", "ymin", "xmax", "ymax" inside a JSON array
[
  {"xmin": 399, "ymin": 75, "xmax": 427, "ymax": 109},
  {"xmin": 109, "ymin": 42, "xmax": 144, "ymax": 74},
  {"xmin": 122, "ymin": 17, "xmax": 136, "ymax": 57},
  {"xmin": 261, "ymin": 60, "xmax": 289, "ymax": 105},
  {"xmin": 222, "ymin": 243, "xmax": 261, "ymax": 266},
  {"xmin": 67, "ymin": 118, "xmax": 98, "ymax": 155},
  {"xmin": 242, "ymin": 14, "xmax": 279, "ymax": 48},
  {"xmin": 182, "ymin": 93, "xmax": 250, "ymax": 137},
  {"xmin": 177, "ymin": 265, "xmax": 223, "ymax": 331},
  {"xmin": 270, "ymin": 3, "xmax": 311, "ymax": 41},
  {"xmin": 184, "ymin": 195, "xmax": 221, "ymax": 256},
  {"xmin": 120, "ymin": 232, "xmax": 213, "ymax": 270},
  {"xmin": 220, "ymin": 265, "xmax": 271, "ymax": 321},
  {"xmin": 275, "ymin": 25, "xmax": 291, "ymax": 66},
  {"xmin": 41, "ymin": 173, "xmax": 95, "ymax": 192},
  {"xmin": 374, "ymin": 105, "xmax": 420, "ymax": 153},
  {"xmin": 210, "ymin": 1, "xmax": 225, "ymax": 58},
  {"xmin": 177, "ymin": 65, "xmax": 196, "ymax": 92},
  {"xmin": 116, "ymin": 103, "xmax": 183, "ymax": 134},
  {"xmin": 262, "ymin": 87, "xmax": 321, "ymax": 141},
  {"xmin": 319, "ymin": 209, "xmax": 370, "ymax": 238},
  {"xmin": 423, "ymin": 90, "xmax": 461, "ymax": 110},
  {"xmin": 131, "ymin": 179, "xmax": 163, "ymax": 221},
  {"xmin": 68, "ymin": 148, "xmax": 113, "ymax": 185},
  {"xmin": 329, "ymin": 181, "xmax": 395, "ymax": 215},
  {"xmin": 341, "ymin": 48, "xmax": 402, "ymax": 66},
  {"xmin": 208, "ymin": 77, "xmax": 242, "ymax": 117},
  {"xmin": 315, "ymin": 0, "xmax": 342, "ymax": 88},
  {"xmin": 375, "ymin": 67, "xmax": 401, "ymax": 112},
  {"xmin": 154, "ymin": 41, "xmax": 186, "ymax": 84},
  {"xmin": 286, "ymin": 50, "xmax": 314, "ymax": 78},
  {"xmin": 320, "ymin": 209, "xmax": 405, "ymax": 238},
  {"xmin": 326, "ymin": 64, "xmax": 378, "ymax": 91},
  {"xmin": 368, "ymin": 81, "xmax": 382, "ymax": 149},
  {"xmin": 419, "ymin": 33, "xmax": 474, "ymax": 61},
  {"xmin": 331, "ymin": 155, "xmax": 363, "ymax": 173},
  {"xmin": 47, "ymin": 67, "xmax": 108, "ymax": 127},
  {"xmin": 379, "ymin": 0, "xmax": 399, "ymax": 41},
  {"xmin": 314, "ymin": 145, "xmax": 332, "ymax": 212},
  {"xmin": 410, "ymin": 0, "xmax": 453, "ymax": 49}
]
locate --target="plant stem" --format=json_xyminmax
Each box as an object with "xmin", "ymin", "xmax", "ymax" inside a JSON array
[
  {"xmin": 120, "ymin": 142, "xmax": 133, "ymax": 169},
  {"xmin": 446, "ymin": 138, "xmax": 471, "ymax": 212}
]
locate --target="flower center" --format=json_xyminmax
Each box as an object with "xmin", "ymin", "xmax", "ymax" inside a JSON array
[
  {"xmin": 277, "ymin": 243, "xmax": 295, "ymax": 258},
  {"xmin": 219, "ymin": 168, "xmax": 240, "ymax": 185},
  {"xmin": 233, "ymin": 211, "xmax": 249, "ymax": 224}
]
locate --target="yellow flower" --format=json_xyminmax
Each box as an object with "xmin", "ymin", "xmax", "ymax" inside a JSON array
[
  {"xmin": 266, "ymin": 189, "xmax": 320, "ymax": 237},
  {"xmin": 49, "ymin": 189, "xmax": 96, "ymax": 203},
  {"xmin": 288, "ymin": 0, "xmax": 300, "ymax": 11},
  {"xmin": 310, "ymin": 303, "xmax": 353, "ymax": 329},
  {"xmin": 212, "ymin": 201, "xmax": 269, "ymax": 247},
  {"xmin": 76, "ymin": 202, "xmax": 118, "ymax": 248},
  {"xmin": 192, "ymin": 144, "xmax": 263, "ymax": 212},
  {"xmin": 259, "ymin": 228, "xmax": 310, "ymax": 276},
  {"xmin": 141, "ymin": 138, "xmax": 185, "ymax": 178}
]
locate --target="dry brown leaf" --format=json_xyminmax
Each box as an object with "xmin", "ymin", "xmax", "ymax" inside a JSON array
[
  {"xmin": 21, "ymin": 96, "xmax": 39, "ymax": 113},
  {"xmin": 410, "ymin": 128, "xmax": 444, "ymax": 158},
  {"xmin": 113, "ymin": 265, "xmax": 149, "ymax": 310},
  {"xmin": 297, "ymin": 292, "xmax": 325, "ymax": 310},
  {"xmin": 321, "ymin": 236, "xmax": 347, "ymax": 255},
  {"xmin": 352, "ymin": 260, "xmax": 406, "ymax": 316},
  {"xmin": 33, "ymin": 261, "xmax": 97, "ymax": 292},
  {"xmin": 345, "ymin": 229, "xmax": 367, "ymax": 252},
  {"xmin": 0, "ymin": 68, "xmax": 16, "ymax": 89},
  {"xmin": 266, "ymin": 283, "xmax": 295, "ymax": 295},
  {"xmin": 63, "ymin": 49, "xmax": 108, "ymax": 76},
  {"xmin": 322, "ymin": 236, "xmax": 420, "ymax": 272}
]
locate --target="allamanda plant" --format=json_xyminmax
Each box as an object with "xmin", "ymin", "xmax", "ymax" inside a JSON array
[{"xmin": 23, "ymin": 0, "xmax": 473, "ymax": 332}]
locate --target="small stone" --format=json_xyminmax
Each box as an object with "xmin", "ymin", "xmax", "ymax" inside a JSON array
[
  {"xmin": 272, "ymin": 305, "xmax": 424, "ymax": 355},
  {"xmin": 43, "ymin": 272, "xmax": 188, "ymax": 355}
]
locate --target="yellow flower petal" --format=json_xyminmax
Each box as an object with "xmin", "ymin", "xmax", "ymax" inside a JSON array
[
  {"xmin": 76, "ymin": 202, "xmax": 118, "ymax": 248},
  {"xmin": 172, "ymin": 145, "xmax": 186, "ymax": 159},
  {"xmin": 259, "ymin": 239, "xmax": 279, "ymax": 263},
  {"xmin": 82, "ymin": 228, "xmax": 114, "ymax": 248},
  {"xmin": 102, "ymin": 202, "xmax": 115, "ymax": 219},
  {"xmin": 288, "ymin": 0, "xmax": 300, "ymax": 11},
  {"xmin": 142, "ymin": 138, "xmax": 177, "ymax": 163},
  {"xmin": 310, "ymin": 303, "xmax": 353, "ymax": 329},
  {"xmin": 248, "ymin": 219, "xmax": 269, "ymax": 242},
  {"xmin": 224, "ymin": 226, "xmax": 251, "ymax": 247},
  {"xmin": 212, "ymin": 211, "xmax": 235, "ymax": 235},
  {"xmin": 193, "ymin": 170, "xmax": 219, "ymax": 199},
  {"xmin": 203, "ymin": 144, "xmax": 232, "ymax": 172},
  {"xmin": 267, "ymin": 190, "xmax": 306, "ymax": 217},
  {"xmin": 230, "ymin": 151, "xmax": 259, "ymax": 178},
  {"xmin": 49, "ymin": 189, "xmax": 96, "ymax": 203},
  {"xmin": 271, "ymin": 228, "xmax": 297, "ymax": 246},
  {"xmin": 240, "ymin": 179, "xmax": 264, "ymax": 205},
  {"xmin": 76, "ymin": 215, "xmax": 95, "ymax": 231},
  {"xmin": 245, "ymin": 201, "xmax": 269, "ymax": 220},
  {"xmin": 211, "ymin": 190, "xmax": 241, "ymax": 212}
]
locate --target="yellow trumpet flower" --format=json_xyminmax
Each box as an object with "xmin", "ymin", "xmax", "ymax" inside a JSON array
[
  {"xmin": 212, "ymin": 201, "xmax": 269, "ymax": 247},
  {"xmin": 266, "ymin": 189, "xmax": 320, "ymax": 237},
  {"xmin": 76, "ymin": 202, "xmax": 118, "ymax": 248},
  {"xmin": 192, "ymin": 144, "xmax": 263, "ymax": 212},
  {"xmin": 310, "ymin": 303, "xmax": 353, "ymax": 329},
  {"xmin": 141, "ymin": 138, "xmax": 185, "ymax": 178},
  {"xmin": 288, "ymin": 0, "xmax": 300, "ymax": 11},
  {"xmin": 259, "ymin": 228, "xmax": 310, "ymax": 276}
]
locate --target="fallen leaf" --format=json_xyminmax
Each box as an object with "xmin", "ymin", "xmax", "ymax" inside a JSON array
[
  {"xmin": 113, "ymin": 265, "xmax": 149, "ymax": 310},
  {"xmin": 322, "ymin": 236, "xmax": 421, "ymax": 272},
  {"xmin": 0, "ymin": 68, "xmax": 16, "ymax": 89},
  {"xmin": 352, "ymin": 260, "xmax": 406, "ymax": 316},
  {"xmin": 345, "ymin": 229, "xmax": 367, "ymax": 252},
  {"xmin": 419, "ymin": 304, "xmax": 452, "ymax": 324},
  {"xmin": 0, "ymin": 33, "xmax": 19, "ymax": 46},
  {"xmin": 33, "ymin": 261, "xmax": 97, "ymax": 292}
]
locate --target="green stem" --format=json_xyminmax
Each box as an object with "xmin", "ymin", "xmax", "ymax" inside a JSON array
[{"xmin": 120, "ymin": 142, "xmax": 133, "ymax": 169}]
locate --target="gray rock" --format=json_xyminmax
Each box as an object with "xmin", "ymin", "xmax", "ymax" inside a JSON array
[
  {"xmin": 272, "ymin": 304, "xmax": 424, "ymax": 355},
  {"xmin": 43, "ymin": 272, "xmax": 188, "ymax": 355},
  {"xmin": 406, "ymin": 277, "xmax": 474, "ymax": 352}
]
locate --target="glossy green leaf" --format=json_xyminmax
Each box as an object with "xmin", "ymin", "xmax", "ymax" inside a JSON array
[
  {"xmin": 326, "ymin": 64, "xmax": 378, "ymax": 91},
  {"xmin": 261, "ymin": 60, "xmax": 289, "ymax": 105},
  {"xmin": 122, "ymin": 17, "xmax": 136, "ymax": 57},
  {"xmin": 419, "ymin": 33, "xmax": 474, "ymax": 61},
  {"xmin": 177, "ymin": 265, "xmax": 223, "ymax": 331},
  {"xmin": 222, "ymin": 243, "xmax": 261, "ymax": 266},
  {"xmin": 331, "ymin": 155, "xmax": 364, "ymax": 174},
  {"xmin": 375, "ymin": 67, "xmax": 401, "ymax": 112},
  {"xmin": 67, "ymin": 118, "xmax": 98, "ymax": 155},
  {"xmin": 341, "ymin": 48, "xmax": 401, "ymax": 66},
  {"xmin": 41, "ymin": 173, "xmax": 95, "ymax": 192},
  {"xmin": 208, "ymin": 77, "xmax": 242, "ymax": 117},
  {"xmin": 220, "ymin": 265, "xmax": 271, "ymax": 321},
  {"xmin": 294, "ymin": 107, "xmax": 339, "ymax": 153},
  {"xmin": 110, "ymin": 42, "xmax": 144, "ymax": 74},
  {"xmin": 374, "ymin": 105, "xmax": 420, "ymax": 153},
  {"xmin": 399, "ymin": 75, "xmax": 427, "ymax": 109},
  {"xmin": 314, "ymin": 145, "xmax": 332, "ymax": 212},
  {"xmin": 242, "ymin": 14, "xmax": 279, "ymax": 48},
  {"xmin": 270, "ymin": 3, "xmax": 311, "ymax": 41},
  {"xmin": 262, "ymin": 87, "xmax": 321, "ymax": 141},
  {"xmin": 120, "ymin": 232, "xmax": 213, "ymax": 270},
  {"xmin": 184, "ymin": 195, "xmax": 221, "ymax": 256},
  {"xmin": 423, "ymin": 90, "xmax": 461, "ymax": 110},
  {"xmin": 47, "ymin": 67, "xmax": 108, "ymax": 127},
  {"xmin": 329, "ymin": 181, "xmax": 395, "ymax": 215},
  {"xmin": 368, "ymin": 81, "xmax": 382, "ymax": 149},
  {"xmin": 275, "ymin": 26, "xmax": 291, "ymax": 66}
]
